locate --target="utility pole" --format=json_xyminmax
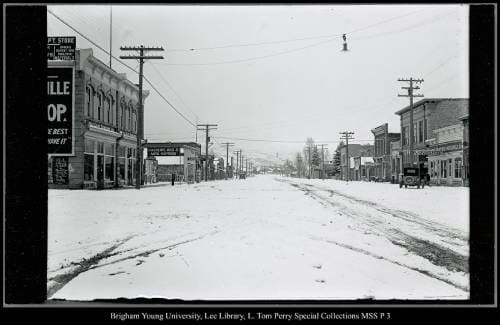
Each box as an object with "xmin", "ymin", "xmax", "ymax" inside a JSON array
[
  {"xmin": 109, "ymin": 6, "xmax": 112, "ymax": 69},
  {"xmin": 221, "ymin": 142, "xmax": 234, "ymax": 180},
  {"xmin": 240, "ymin": 152, "xmax": 243, "ymax": 178},
  {"xmin": 398, "ymin": 78, "xmax": 424, "ymax": 167},
  {"xmin": 197, "ymin": 124, "xmax": 218, "ymax": 181},
  {"xmin": 318, "ymin": 144, "xmax": 328, "ymax": 180},
  {"xmin": 339, "ymin": 131, "xmax": 355, "ymax": 182},
  {"xmin": 308, "ymin": 145, "xmax": 312, "ymax": 179},
  {"xmin": 234, "ymin": 150, "xmax": 241, "ymax": 179},
  {"xmin": 120, "ymin": 45, "xmax": 164, "ymax": 189}
]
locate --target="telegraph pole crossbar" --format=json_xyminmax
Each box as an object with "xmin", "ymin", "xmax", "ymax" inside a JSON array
[
  {"xmin": 339, "ymin": 131, "xmax": 355, "ymax": 182},
  {"xmin": 120, "ymin": 45, "xmax": 164, "ymax": 189},
  {"xmin": 318, "ymin": 144, "xmax": 328, "ymax": 180},
  {"xmin": 398, "ymin": 78, "xmax": 424, "ymax": 167},
  {"xmin": 220, "ymin": 142, "xmax": 235, "ymax": 180},
  {"xmin": 197, "ymin": 124, "xmax": 218, "ymax": 181}
]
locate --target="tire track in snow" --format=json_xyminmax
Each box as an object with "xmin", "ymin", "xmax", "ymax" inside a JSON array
[
  {"xmin": 303, "ymin": 183, "xmax": 467, "ymax": 241},
  {"xmin": 308, "ymin": 235, "xmax": 469, "ymax": 293},
  {"xmin": 278, "ymin": 178, "xmax": 469, "ymax": 291},
  {"xmin": 47, "ymin": 230, "xmax": 219, "ymax": 299},
  {"xmin": 47, "ymin": 235, "xmax": 136, "ymax": 298},
  {"xmin": 89, "ymin": 230, "xmax": 220, "ymax": 270}
]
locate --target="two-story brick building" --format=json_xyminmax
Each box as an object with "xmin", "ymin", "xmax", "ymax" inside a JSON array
[
  {"xmin": 371, "ymin": 123, "xmax": 400, "ymax": 182},
  {"xmin": 394, "ymin": 98, "xmax": 469, "ymax": 186},
  {"xmin": 48, "ymin": 48, "xmax": 148, "ymax": 189}
]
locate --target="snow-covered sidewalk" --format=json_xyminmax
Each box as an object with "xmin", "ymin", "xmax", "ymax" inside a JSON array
[{"xmin": 47, "ymin": 175, "xmax": 469, "ymax": 301}]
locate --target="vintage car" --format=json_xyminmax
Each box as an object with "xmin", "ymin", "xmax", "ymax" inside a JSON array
[{"xmin": 399, "ymin": 167, "xmax": 424, "ymax": 189}]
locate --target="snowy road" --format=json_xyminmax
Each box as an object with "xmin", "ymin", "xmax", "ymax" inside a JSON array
[{"xmin": 48, "ymin": 175, "xmax": 469, "ymax": 301}]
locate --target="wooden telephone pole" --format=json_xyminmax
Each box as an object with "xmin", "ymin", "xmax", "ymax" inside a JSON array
[
  {"xmin": 234, "ymin": 150, "xmax": 241, "ymax": 178},
  {"xmin": 197, "ymin": 124, "xmax": 218, "ymax": 181},
  {"xmin": 221, "ymin": 142, "xmax": 234, "ymax": 179},
  {"xmin": 120, "ymin": 45, "xmax": 164, "ymax": 189},
  {"xmin": 339, "ymin": 131, "xmax": 355, "ymax": 182},
  {"xmin": 398, "ymin": 78, "xmax": 424, "ymax": 166},
  {"xmin": 318, "ymin": 144, "xmax": 328, "ymax": 179}
]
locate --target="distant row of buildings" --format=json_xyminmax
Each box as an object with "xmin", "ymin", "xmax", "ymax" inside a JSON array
[{"xmin": 338, "ymin": 98, "xmax": 469, "ymax": 186}]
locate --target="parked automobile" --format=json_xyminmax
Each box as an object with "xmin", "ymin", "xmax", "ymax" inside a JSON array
[{"xmin": 399, "ymin": 167, "xmax": 424, "ymax": 189}]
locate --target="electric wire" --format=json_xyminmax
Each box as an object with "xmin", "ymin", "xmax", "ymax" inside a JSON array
[
  {"xmin": 165, "ymin": 7, "xmax": 427, "ymax": 52},
  {"xmin": 47, "ymin": 9, "xmax": 197, "ymax": 128}
]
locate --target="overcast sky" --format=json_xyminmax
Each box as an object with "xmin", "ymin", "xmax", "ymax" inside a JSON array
[{"xmin": 48, "ymin": 4, "xmax": 469, "ymax": 163}]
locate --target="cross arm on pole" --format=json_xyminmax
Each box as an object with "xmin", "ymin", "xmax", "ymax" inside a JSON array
[
  {"xmin": 120, "ymin": 46, "xmax": 165, "ymax": 51},
  {"xmin": 119, "ymin": 55, "xmax": 164, "ymax": 59}
]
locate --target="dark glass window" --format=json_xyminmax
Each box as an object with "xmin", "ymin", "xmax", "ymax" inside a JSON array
[
  {"xmin": 105, "ymin": 156, "xmax": 114, "ymax": 181},
  {"xmin": 84, "ymin": 154, "xmax": 94, "ymax": 181}
]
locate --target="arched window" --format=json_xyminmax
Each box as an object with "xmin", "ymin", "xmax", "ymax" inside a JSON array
[
  {"xmin": 120, "ymin": 98, "xmax": 126, "ymax": 129},
  {"xmin": 109, "ymin": 96, "xmax": 115, "ymax": 126},
  {"xmin": 85, "ymin": 85, "xmax": 93, "ymax": 118},
  {"xmin": 104, "ymin": 95, "xmax": 110, "ymax": 124},
  {"xmin": 98, "ymin": 91, "xmax": 105, "ymax": 121},
  {"xmin": 128, "ymin": 103, "xmax": 133, "ymax": 131},
  {"xmin": 133, "ymin": 108, "xmax": 137, "ymax": 133}
]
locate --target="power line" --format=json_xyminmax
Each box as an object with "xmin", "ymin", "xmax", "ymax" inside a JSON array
[
  {"xmin": 148, "ymin": 63, "xmax": 200, "ymax": 121},
  {"xmin": 47, "ymin": 9, "xmax": 196, "ymax": 128},
  {"xmin": 165, "ymin": 7, "xmax": 427, "ymax": 53},
  {"xmin": 157, "ymin": 37, "xmax": 339, "ymax": 66},
  {"xmin": 155, "ymin": 8, "xmax": 454, "ymax": 67},
  {"xmin": 350, "ymin": 9, "xmax": 456, "ymax": 41},
  {"xmin": 213, "ymin": 136, "xmax": 373, "ymax": 144}
]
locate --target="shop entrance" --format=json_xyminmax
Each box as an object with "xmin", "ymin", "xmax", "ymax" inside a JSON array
[
  {"xmin": 127, "ymin": 159, "xmax": 134, "ymax": 186},
  {"xmin": 97, "ymin": 155, "xmax": 104, "ymax": 189}
]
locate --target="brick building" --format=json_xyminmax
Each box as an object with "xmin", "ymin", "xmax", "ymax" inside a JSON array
[
  {"xmin": 48, "ymin": 48, "xmax": 148, "ymax": 189},
  {"xmin": 395, "ymin": 98, "xmax": 469, "ymax": 186},
  {"xmin": 371, "ymin": 123, "xmax": 400, "ymax": 182}
]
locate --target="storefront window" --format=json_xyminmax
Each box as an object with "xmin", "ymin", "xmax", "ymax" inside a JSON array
[
  {"xmin": 104, "ymin": 143, "xmax": 114, "ymax": 156},
  {"xmin": 118, "ymin": 158, "xmax": 125, "ymax": 182},
  {"xmin": 84, "ymin": 139, "xmax": 95, "ymax": 153},
  {"xmin": 455, "ymin": 158, "xmax": 462, "ymax": 178},
  {"xmin": 441, "ymin": 160, "xmax": 447, "ymax": 178},
  {"xmin": 84, "ymin": 154, "xmax": 94, "ymax": 181},
  {"xmin": 105, "ymin": 156, "xmax": 114, "ymax": 181},
  {"xmin": 97, "ymin": 142, "xmax": 104, "ymax": 154}
]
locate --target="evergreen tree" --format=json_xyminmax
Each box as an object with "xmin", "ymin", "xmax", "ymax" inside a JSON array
[
  {"xmin": 333, "ymin": 142, "xmax": 343, "ymax": 174},
  {"xmin": 312, "ymin": 146, "xmax": 321, "ymax": 167}
]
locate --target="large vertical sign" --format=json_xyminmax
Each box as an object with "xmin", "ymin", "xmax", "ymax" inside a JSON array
[{"xmin": 47, "ymin": 66, "xmax": 74, "ymax": 155}]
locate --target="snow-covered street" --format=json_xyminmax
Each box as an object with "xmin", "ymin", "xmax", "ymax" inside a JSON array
[{"xmin": 47, "ymin": 175, "xmax": 469, "ymax": 301}]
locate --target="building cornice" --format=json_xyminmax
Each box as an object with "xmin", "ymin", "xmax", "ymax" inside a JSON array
[{"xmin": 394, "ymin": 98, "xmax": 469, "ymax": 116}]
